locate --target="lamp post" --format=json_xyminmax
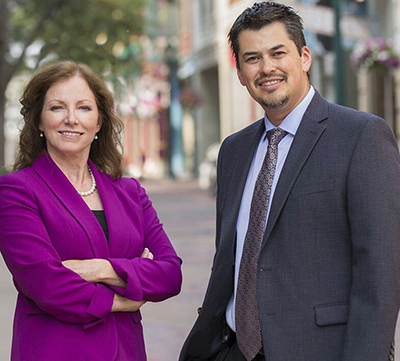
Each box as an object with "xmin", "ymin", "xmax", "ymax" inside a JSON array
[
  {"xmin": 165, "ymin": 43, "xmax": 185, "ymax": 177},
  {"xmin": 333, "ymin": 0, "xmax": 345, "ymax": 105}
]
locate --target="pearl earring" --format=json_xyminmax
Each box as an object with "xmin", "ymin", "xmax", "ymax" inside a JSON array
[
  {"xmin": 94, "ymin": 134, "xmax": 98, "ymax": 140},
  {"xmin": 40, "ymin": 132, "xmax": 44, "ymax": 138}
]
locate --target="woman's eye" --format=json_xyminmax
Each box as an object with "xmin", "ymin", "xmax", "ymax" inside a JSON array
[
  {"xmin": 79, "ymin": 106, "xmax": 91, "ymax": 111},
  {"xmin": 50, "ymin": 106, "xmax": 64, "ymax": 111}
]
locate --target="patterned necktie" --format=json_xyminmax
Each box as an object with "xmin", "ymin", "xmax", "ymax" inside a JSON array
[{"xmin": 235, "ymin": 128, "xmax": 287, "ymax": 361}]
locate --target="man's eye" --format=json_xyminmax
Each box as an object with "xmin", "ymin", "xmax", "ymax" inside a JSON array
[{"xmin": 246, "ymin": 56, "xmax": 259, "ymax": 62}]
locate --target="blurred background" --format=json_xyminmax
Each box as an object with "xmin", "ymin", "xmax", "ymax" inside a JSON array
[
  {"xmin": 1, "ymin": 0, "xmax": 400, "ymax": 359},
  {"xmin": 1, "ymin": 0, "xmax": 400, "ymax": 185}
]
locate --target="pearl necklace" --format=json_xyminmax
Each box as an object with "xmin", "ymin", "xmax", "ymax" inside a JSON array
[{"xmin": 77, "ymin": 165, "xmax": 97, "ymax": 197}]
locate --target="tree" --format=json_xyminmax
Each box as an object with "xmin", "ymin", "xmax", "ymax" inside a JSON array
[{"xmin": 0, "ymin": 0, "xmax": 146, "ymax": 170}]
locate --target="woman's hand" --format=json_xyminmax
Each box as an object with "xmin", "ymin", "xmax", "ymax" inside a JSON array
[
  {"xmin": 110, "ymin": 249, "xmax": 153, "ymax": 313},
  {"xmin": 62, "ymin": 259, "xmax": 126, "ymax": 288},
  {"xmin": 62, "ymin": 248, "xmax": 153, "ymax": 288},
  {"xmin": 111, "ymin": 293, "xmax": 146, "ymax": 313},
  {"xmin": 141, "ymin": 247, "xmax": 154, "ymax": 260}
]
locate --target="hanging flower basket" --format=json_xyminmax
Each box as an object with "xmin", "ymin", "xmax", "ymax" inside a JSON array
[
  {"xmin": 179, "ymin": 88, "xmax": 203, "ymax": 109},
  {"xmin": 350, "ymin": 38, "xmax": 400, "ymax": 72}
]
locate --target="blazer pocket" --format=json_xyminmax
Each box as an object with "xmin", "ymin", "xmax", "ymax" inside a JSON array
[
  {"xmin": 314, "ymin": 303, "xmax": 349, "ymax": 326},
  {"xmin": 131, "ymin": 310, "xmax": 142, "ymax": 324},
  {"xmin": 23, "ymin": 297, "xmax": 46, "ymax": 316},
  {"xmin": 293, "ymin": 179, "xmax": 335, "ymax": 197},
  {"xmin": 26, "ymin": 308, "xmax": 46, "ymax": 316}
]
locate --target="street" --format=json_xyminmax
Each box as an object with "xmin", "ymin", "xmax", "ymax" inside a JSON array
[
  {"xmin": 0, "ymin": 178, "xmax": 399, "ymax": 360},
  {"xmin": 140, "ymin": 179, "xmax": 216, "ymax": 361}
]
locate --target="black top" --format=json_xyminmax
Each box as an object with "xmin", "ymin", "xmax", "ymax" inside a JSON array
[{"xmin": 92, "ymin": 210, "xmax": 109, "ymax": 242}]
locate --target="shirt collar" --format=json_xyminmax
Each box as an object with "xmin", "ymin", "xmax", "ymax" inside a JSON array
[{"xmin": 264, "ymin": 86, "xmax": 315, "ymax": 137}]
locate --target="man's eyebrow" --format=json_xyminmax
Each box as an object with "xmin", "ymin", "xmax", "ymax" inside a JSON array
[
  {"xmin": 242, "ymin": 44, "xmax": 287, "ymax": 58},
  {"xmin": 242, "ymin": 51, "xmax": 261, "ymax": 58},
  {"xmin": 269, "ymin": 44, "xmax": 286, "ymax": 52}
]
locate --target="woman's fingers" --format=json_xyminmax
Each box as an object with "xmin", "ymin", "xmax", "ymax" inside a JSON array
[{"xmin": 141, "ymin": 248, "xmax": 154, "ymax": 260}]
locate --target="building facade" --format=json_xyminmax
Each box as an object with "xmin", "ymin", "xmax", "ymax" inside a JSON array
[{"xmin": 176, "ymin": 0, "xmax": 400, "ymax": 176}]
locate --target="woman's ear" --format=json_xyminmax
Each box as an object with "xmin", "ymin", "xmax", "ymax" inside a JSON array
[{"xmin": 96, "ymin": 116, "xmax": 102, "ymax": 132}]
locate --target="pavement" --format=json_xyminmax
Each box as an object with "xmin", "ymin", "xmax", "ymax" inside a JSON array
[
  {"xmin": 0, "ymin": 178, "xmax": 399, "ymax": 360},
  {"xmin": 140, "ymin": 179, "xmax": 216, "ymax": 361}
]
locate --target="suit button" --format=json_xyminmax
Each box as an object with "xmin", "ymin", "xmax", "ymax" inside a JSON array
[{"xmin": 222, "ymin": 335, "xmax": 229, "ymax": 343}]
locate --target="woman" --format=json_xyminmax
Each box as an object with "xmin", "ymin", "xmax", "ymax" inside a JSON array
[{"xmin": 0, "ymin": 60, "xmax": 182, "ymax": 360}]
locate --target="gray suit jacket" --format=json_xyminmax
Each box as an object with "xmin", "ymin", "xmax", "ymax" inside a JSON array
[{"xmin": 180, "ymin": 91, "xmax": 400, "ymax": 361}]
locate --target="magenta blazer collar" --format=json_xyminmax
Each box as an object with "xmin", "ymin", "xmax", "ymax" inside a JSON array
[{"xmin": 31, "ymin": 152, "xmax": 130, "ymax": 258}]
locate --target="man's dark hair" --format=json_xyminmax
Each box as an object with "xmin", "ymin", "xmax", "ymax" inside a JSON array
[{"xmin": 228, "ymin": 2, "xmax": 306, "ymax": 69}]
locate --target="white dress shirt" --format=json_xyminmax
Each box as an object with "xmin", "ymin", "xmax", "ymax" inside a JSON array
[{"xmin": 225, "ymin": 86, "xmax": 315, "ymax": 331}]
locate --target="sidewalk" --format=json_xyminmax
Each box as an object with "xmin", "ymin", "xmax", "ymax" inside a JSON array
[
  {"xmin": 0, "ymin": 257, "xmax": 15, "ymax": 358},
  {"xmin": 140, "ymin": 178, "xmax": 216, "ymax": 361},
  {"xmin": 0, "ymin": 178, "xmax": 399, "ymax": 360}
]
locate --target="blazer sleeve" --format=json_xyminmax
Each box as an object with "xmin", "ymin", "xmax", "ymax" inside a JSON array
[
  {"xmin": 0, "ymin": 174, "xmax": 114, "ymax": 327},
  {"xmin": 342, "ymin": 116, "xmax": 400, "ymax": 360},
  {"xmin": 107, "ymin": 178, "xmax": 182, "ymax": 302}
]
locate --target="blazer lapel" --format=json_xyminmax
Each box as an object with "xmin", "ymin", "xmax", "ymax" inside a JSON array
[
  {"xmin": 32, "ymin": 153, "xmax": 109, "ymax": 258},
  {"xmin": 92, "ymin": 166, "xmax": 131, "ymax": 258},
  {"xmin": 220, "ymin": 120, "xmax": 265, "ymax": 246},
  {"xmin": 263, "ymin": 92, "xmax": 328, "ymax": 245}
]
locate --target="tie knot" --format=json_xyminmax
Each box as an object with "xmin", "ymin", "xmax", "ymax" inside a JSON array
[{"xmin": 266, "ymin": 128, "xmax": 287, "ymax": 146}]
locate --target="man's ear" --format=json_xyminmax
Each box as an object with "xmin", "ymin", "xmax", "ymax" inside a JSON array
[
  {"xmin": 302, "ymin": 46, "xmax": 312, "ymax": 73},
  {"xmin": 237, "ymin": 67, "xmax": 246, "ymax": 86}
]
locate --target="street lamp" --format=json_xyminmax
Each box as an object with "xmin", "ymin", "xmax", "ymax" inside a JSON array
[
  {"xmin": 333, "ymin": 0, "xmax": 345, "ymax": 105},
  {"xmin": 165, "ymin": 43, "xmax": 185, "ymax": 177}
]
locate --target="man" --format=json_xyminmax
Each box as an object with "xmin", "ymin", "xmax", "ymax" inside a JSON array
[{"xmin": 180, "ymin": 2, "xmax": 400, "ymax": 361}]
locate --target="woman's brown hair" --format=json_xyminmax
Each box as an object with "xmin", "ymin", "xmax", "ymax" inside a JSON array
[{"xmin": 14, "ymin": 60, "xmax": 124, "ymax": 178}]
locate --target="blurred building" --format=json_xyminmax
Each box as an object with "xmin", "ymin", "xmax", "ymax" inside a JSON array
[
  {"xmin": 119, "ymin": 0, "xmax": 179, "ymax": 179},
  {"xmin": 175, "ymin": 0, "xmax": 400, "ymax": 179},
  {"xmin": 4, "ymin": 0, "xmax": 399, "ymax": 177}
]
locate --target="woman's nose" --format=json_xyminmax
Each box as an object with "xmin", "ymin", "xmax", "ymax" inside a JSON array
[{"xmin": 65, "ymin": 109, "xmax": 78, "ymax": 125}]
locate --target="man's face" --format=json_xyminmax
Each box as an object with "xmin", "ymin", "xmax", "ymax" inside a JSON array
[{"xmin": 236, "ymin": 22, "xmax": 312, "ymax": 125}]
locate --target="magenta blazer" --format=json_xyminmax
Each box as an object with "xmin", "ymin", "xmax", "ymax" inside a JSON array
[{"xmin": 0, "ymin": 153, "xmax": 182, "ymax": 361}]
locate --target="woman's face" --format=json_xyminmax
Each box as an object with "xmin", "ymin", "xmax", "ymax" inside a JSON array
[{"xmin": 39, "ymin": 75, "xmax": 101, "ymax": 162}]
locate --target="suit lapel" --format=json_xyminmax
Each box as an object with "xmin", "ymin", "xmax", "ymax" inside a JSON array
[
  {"xmin": 263, "ymin": 92, "xmax": 329, "ymax": 245},
  {"xmin": 220, "ymin": 120, "xmax": 265, "ymax": 244},
  {"xmin": 32, "ymin": 153, "xmax": 109, "ymax": 258}
]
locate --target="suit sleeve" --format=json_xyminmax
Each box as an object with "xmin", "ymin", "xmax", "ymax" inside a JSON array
[
  {"xmin": 0, "ymin": 175, "xmax": 114, "ymax": 327},
  {"xmin": 107, "ymin": 179, "xmax": 182, "ymax": 302},
  {"xmin": 342, "ymin": 117, "xmax": 400, "ymax": 360}
]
